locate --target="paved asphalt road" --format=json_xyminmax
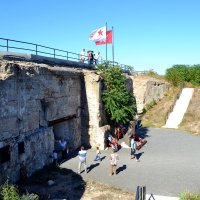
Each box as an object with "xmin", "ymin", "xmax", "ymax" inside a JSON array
[{"xmin": 61, "ymin": 128, "xmax": 200, "ymax": 197}]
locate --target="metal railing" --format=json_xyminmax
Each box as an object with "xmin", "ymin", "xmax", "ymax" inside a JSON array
[
  {"xmin": 0, "ymin": 37, "xmax": 132, "ymax": 70},
  {"xmin": 0, "ymin": 37, "xmax": 80, "ymax": 61}
]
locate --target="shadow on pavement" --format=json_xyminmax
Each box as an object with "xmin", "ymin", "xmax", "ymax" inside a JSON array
[
  {"xmin": 101, "ymin": 156, "xmax": 106, "ymax": 161},
  {"xmin": 116, "ymin": 164, "xmax": 127, "ymax": 174},
  {"xmin": 136, "ymin": 127, "xmax": 149, "ymax": 139},
  {"xmin": 136, "ymin": 152, "xmax": 144, "ymax": 160},
  {"xmin": 87, "ymin": 163, "xmax": 100, "ymax": 173}
]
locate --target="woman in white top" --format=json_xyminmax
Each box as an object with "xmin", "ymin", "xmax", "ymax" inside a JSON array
[{"xmin": 110, "ymin": 149, "xmax": 119, "ymax": 176}]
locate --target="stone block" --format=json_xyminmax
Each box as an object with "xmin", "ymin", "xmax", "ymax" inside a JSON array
[
  {"xmin": 0, "ymin": 117, "xmax": 18, "ymax": 139},
  {"xmin": 45, "ymin": 96, "xmax": 80, "ymax": 121},
  {"xmin": 20, "ymin": 112, "xmax": 39, "ymax": 132}
]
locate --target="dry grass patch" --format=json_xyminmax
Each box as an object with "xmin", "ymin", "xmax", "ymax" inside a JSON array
[
  {"xmin": 82, "ymin": 180, "xmax": 135, "ymax": 200},
  {"xmin": 179, "ymin": 88, "xmax": 200, "ymax": 135}
]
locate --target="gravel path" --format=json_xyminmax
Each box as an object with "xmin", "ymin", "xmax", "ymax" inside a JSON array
[{"xmin": 61, "ymin": 128, "xmax": 200, "ymax": 197}]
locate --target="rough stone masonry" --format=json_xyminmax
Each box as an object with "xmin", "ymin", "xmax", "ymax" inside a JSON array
[{"xmin": 0, "ymin": 60, "xmax": 82, "ymax": 182}]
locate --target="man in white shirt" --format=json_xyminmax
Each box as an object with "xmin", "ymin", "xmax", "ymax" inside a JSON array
[
  {"xmin": 80, "ymin": 49, "xmax": 85, "ymax": 63},
  {"xmin": 78, "ymin": 146, "xmax": 87, "ymax": 174}
]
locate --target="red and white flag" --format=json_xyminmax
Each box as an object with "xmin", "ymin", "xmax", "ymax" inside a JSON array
[
  {"xmin": 95, "ymin": 30, "xmax": 112, "ymax": 45},
  {"xmin": 89, "ymin": 26, "xmax": 106, "ymax": 42}
]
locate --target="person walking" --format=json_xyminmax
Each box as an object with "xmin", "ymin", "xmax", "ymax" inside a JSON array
[
  {"xmin": 78, "ymin": 146, "xmax": 87, "ymax": 174},
  {"xmin": 80, "ymin": 49, "xmax": 85, "ymax": 63},
  {"xmin": 110, "ymin": 149, "xmax": 119, "ymax": 176},
  {"xmin": 94, "ymin": 147, "xmax": 101, "ymax": 161},
  {"xmin": 130, "ymin": 136, "xmax": 139, "ymax": 161}
]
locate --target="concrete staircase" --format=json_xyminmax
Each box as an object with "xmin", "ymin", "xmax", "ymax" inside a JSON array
[{"xmin": 163, "ymin": 88, "xmax": 194, "ymax": 129}]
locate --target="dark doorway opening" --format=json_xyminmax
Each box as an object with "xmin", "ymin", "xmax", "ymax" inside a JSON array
[
  {"xmin": 18, "ymin": 142, "xmax": 25, "ymax": 155},
  {"xmin": 0, "ymin": 145, "xmax": 10, "ymax": 164}
]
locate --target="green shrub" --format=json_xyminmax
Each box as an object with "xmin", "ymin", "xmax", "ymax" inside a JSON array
[
  {"xmin": 165, "ymin": 64, "xmax": 200, "ymax": 86},
  {"xmin": 146, "ymin": 69, "xmax": 158, "ymax": 77},
  {"xmin": 189, "ymin": 65, "xmax": 200, "ymax": 86},
  {"xmin": 0, "ymin": 181, "xmax": 20, "ymax": 200},
  {"xmin": 20, "ymin": 193, "xmax": 39, "ymax": 200},
  {"xmin": 0, "ymin": 181, "xmax": 39, "ymax": 200},
  {"xmin": 96, "ymin": 61, "xmax": 110, "ymax": 71},
  {"xmin": 165, "ymin": 65, "xmax": 188, "ymax": 86},
  {"xmin": 97, "ymin": 63, "xmax": 137, "ymax": 124},
  {"xmin": 179, "ymin": 192, "xmax": 200, "ymax": 200}
]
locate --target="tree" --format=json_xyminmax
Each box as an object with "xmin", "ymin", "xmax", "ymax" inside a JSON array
[{"xmin": 97, "ymin": 63, "xmax": 137, "ymax": 124}]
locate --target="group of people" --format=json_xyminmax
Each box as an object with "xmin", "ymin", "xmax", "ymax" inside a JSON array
[
  {"xmin": 51, "ymin": 115, "xmax": 146, "ymax": 176},
  {"xmin": 77, "ymin": 115, "xmax": 147, "ymax": 176},
  {"xmin": 77, "ymin": 145, "xmax": 119, "ymax": 176},
  {"xmin": 77, "ymin": 141, "xmax": 138, "ymax": 176},
  {"xmin": 80, "ymin": 49, "xmax": 101, "ymax": 65}
]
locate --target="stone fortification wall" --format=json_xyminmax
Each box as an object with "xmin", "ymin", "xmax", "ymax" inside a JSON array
[
  {"xmin": 81, "ymin": 70, "xmax": 109, "ymax": 150},
  {"xmin": 130, "ymin": 75, "xmax": 170, "ymax": 113},
  {"xmin": 0, "ymin": 60, "xmax": 82, "ymax": 182}
]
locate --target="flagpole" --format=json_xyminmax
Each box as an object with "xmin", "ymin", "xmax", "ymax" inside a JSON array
[
  {"xmin": 112, "ymin": 26, "xmax": 114, "ymax": 66},
  {"xmin": 106, "ymin": 22, "xmax": 107, "ymax": 61}
]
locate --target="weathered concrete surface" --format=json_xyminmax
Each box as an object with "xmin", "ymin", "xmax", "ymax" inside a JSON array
[
  {"xmin": 0, "ymin": 127, "xmax": 54, "ymax": 183},
  {"xmin": 81, "ymin": 70, "xmax": 108, "ymax": 150},
  {"xmin": 131, "ymin": 75, "xmax": 170, "ymax": 113},
  {"xmin": 0, "ymin": 60, "xmax": 82, "ymax": 182}
]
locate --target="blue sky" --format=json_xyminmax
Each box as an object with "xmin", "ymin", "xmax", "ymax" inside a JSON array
[{"xmin": 1, "ymin": 0, "xmax": 200, "ymax": 74}]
